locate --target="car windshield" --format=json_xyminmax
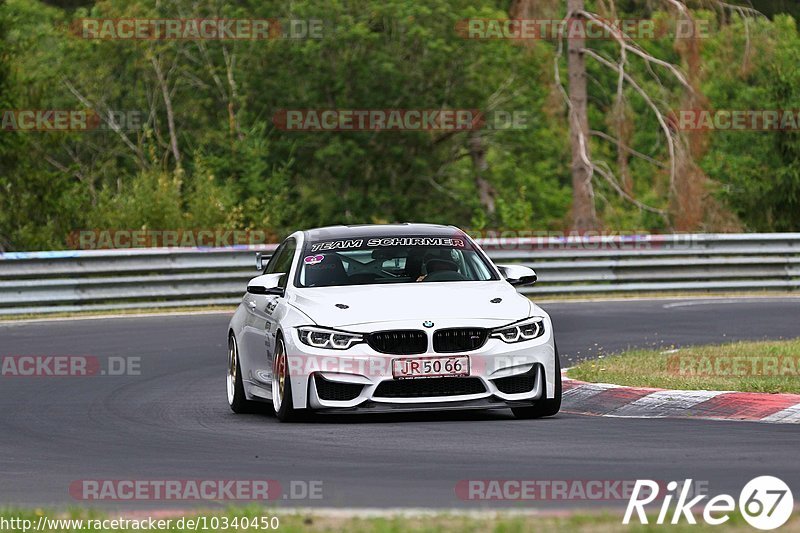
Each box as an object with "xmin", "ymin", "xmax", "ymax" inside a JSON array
[{"xmin": 295, "ymin": 235, "xmax": 498, "ymax": 287}]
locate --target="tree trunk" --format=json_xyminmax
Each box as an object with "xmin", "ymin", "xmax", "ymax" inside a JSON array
[
  {"xmin": 671, "ymin": 13, "xmax": 707, "ymax": 231},
  {"xmin": 567, "ymin": 0, "xmax": 598, "ymax": 231},
  {"xmin": 613, "ymin": 99, "xmax": 633, "ymax": 196},
  {"xmin": 510, "ymin": 0, "xmax": 560, "ymax": 19},
  {"xmin": 151, "ymin": 55, "xmax": 182, "ymax": 171},
  {"xmin": 468, "ymin": 131, "xmax": 496, "ymax": 216}
]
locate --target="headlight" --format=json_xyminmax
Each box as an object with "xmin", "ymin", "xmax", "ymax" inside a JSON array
[
  {"xmin": 297, "ymin": 326, "xmax": 363, "ymax": 350},
  {"xmin": 490, "ymin": 317, "xmax": 545, "ymax": 343}
]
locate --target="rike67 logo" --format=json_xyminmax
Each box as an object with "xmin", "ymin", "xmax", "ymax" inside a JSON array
[{"xmin": 624, "ymin": 476, "xmax": 793, "ymax": 530}]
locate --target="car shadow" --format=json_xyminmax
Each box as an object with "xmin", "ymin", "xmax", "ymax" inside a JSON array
[
  {"xmin": 272, "ymin": 408, "xmax": 533, "ymax": 424},
  {"xmin": 236, "ymin": 400, "xmax": 563, "ymax": 424}
]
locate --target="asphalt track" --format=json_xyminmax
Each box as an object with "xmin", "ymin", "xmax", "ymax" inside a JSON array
[{"xmin": 1, "ymin": 297, "xmax": 799, "ymax": 510}]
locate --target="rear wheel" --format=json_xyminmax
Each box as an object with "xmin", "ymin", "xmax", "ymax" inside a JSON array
[
  {"xmin": 512, "ymin": 344, "xmax": 562, "ymax": 419},
  {"xmin": 272, "ymin": 335, "xmax": 300, "ymax": 422},
  {"xmin": 227, "ymin": 334, "xmax": 259, "ymax": 413}
]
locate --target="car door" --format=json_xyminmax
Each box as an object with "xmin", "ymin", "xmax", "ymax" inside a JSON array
[
  {"xmin": 245, "ymin": 237, "xmax": 297, "ymax": 386},
  {"xmin": 242, "ymin": 238, "xmax": 296, "ymax": 388},
  {"xmin": 262, "ymin": 238, "xmax": 296, "ymax": 382}
]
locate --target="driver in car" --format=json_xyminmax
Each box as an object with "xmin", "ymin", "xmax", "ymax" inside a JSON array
[{"xmin": 415, "ymin": 253, "xmax": 461, "ymax": 282}]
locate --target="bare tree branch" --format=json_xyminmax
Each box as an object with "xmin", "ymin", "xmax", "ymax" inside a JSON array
[
  {"xmin": 222, "ymin": 45, "xmax": 244, "ymax": 140},
  {"xmin": 62, "ymin": 78, "xmax": 143, "ymax": 165},
  {"xmin": 555, "ymin": 3, "xmax": 670, "ymax": 223},
  {"xmin": 150, "ymin": 54, "xmax": 182, "ymax": 170},
  {"xmin": 591, "ymin": 158, "xmax": 669, "ymax": 218},
  {"xmin": 583, "ymin": 48, "xmax": 680, "ymax": 200},
  {"xmin": 589, "ymin": 130, "xmax": 668, "ymax": 168},
  {"xmin": 577, "ymin": 9, "xmax": 694, "ymax": 94}
]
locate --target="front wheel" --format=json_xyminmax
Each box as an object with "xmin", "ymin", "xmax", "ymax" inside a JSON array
[
  {"xmin": 228, "ymin": 334, "xmax": 259, "ymax": 413},
  {"xmin": 512, "ymin": 344, "xmax": 562, "ymax": 419},
  {"xmin": 272, "ymin": 335, "xmax": 300, "ymax": 422}
]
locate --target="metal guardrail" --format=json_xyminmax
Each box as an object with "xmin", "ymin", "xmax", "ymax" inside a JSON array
[{"xmin": 1, "ymin": 233, "xmax": 799, "ymax": 315}]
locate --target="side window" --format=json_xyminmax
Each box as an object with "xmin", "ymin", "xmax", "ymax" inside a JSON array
[
  {"xmin": 465, "ymin": 253, "xmax": 493, "ymax": 281},
  {"xmin": 266, "ymin": 238, "xmax": 297, "ymax": 287},
  {"xmin": 264, "ymin": 244, "xmax": 286, "ymax": 274}
]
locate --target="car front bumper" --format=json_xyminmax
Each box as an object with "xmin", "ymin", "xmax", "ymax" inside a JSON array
[{"xmin": 282, "ymin": 318, "xmax": 557, "ymax": 412}]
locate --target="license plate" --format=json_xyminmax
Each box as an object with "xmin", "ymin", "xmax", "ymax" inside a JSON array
[{"xmin": 392, "ymin": 355, "xmax": 470, "ymax": 379}]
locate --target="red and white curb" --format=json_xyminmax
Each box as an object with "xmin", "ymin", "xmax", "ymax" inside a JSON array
[{"xmin": 561, "ymin": 376, "xmax": 800, "ymax": 424}]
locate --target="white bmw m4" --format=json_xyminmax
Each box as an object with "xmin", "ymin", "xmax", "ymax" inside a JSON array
[{"xmin": 227, "ymin": 223, "xmax": 561, "ymax": 422}]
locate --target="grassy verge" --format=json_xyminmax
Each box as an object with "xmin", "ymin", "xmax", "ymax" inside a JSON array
[
  {"xmin": 2, "ymin": 507, "xmax": 798, "ymax": 533},
  {"xmin": 567, "ymin": 339, "xmax": 800, "ymax": 394}
]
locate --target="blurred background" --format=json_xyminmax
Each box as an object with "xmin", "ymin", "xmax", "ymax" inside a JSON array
[{"xmin": 1, "ymin": 0, "xmax": 798, "ymax": 251}]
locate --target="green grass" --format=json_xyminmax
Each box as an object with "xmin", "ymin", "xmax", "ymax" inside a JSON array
[
  {"xmin": 567, "ymin": 339, "xmax": 800, "ymax": 394},
  {"xmin": 1, "ymin": 507, "xmax": 798, "ymax": 533}
]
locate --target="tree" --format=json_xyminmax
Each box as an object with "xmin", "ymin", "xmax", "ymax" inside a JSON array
[
  {"xmin": 566, "ymin": 0, "xmax": 598, "ymax": 230},
  {"xmin": 546, "ymin": 0, "xmax": 762, "ymax": 230},
  {"xmin": 1, "ymin": 0, "xmax": 798, "ymax": 250}
]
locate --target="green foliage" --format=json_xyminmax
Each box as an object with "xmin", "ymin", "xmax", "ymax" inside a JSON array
[
  {"xmin": 1, "ymin": 0, "xmax": 800, "ymax": 250},
  {"xmin": 700, "ymin": 15, "xmax": 800, "ymax": 230}
]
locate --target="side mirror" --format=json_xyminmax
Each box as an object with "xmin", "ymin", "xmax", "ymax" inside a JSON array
[
  {"xmin": 247, "ymin": 273, "xmax": 285, "ymax": 296},
  {"xmin": 496, "ymin": 264, "xmax": 537, "ymax": 287},
  {"xmin": 255, "ymin": 252, "xmax": 264, "ymax": 272}
]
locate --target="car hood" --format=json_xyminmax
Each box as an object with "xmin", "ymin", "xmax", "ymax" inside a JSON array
[{"xmin": 289, "ymin": 281, "xmax": 532, "ymax": 328}]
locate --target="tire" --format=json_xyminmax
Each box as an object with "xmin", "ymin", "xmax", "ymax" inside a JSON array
[
  {"xmin": 227, "ymin": 334, "xmax": 259, "ymax": 414},
  {"xmin": 272, "ymin": 334, "xmax": 301, "ymax": 422},
  {"xmin": 512, "ymin": 344, "xmax": 562, "ymax": 419}
]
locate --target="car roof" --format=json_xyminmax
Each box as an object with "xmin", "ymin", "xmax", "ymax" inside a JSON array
[{"xmin": 303, "ymin": 223, "xmax": 463, "ymax": 242}]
